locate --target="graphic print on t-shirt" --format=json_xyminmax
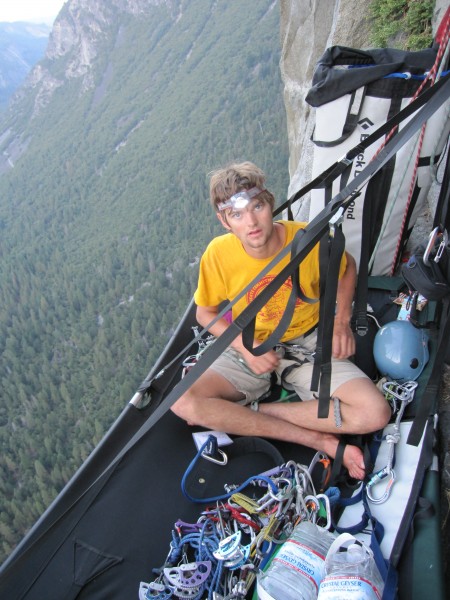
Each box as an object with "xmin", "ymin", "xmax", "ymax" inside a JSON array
[{"xmin": 246, "ymin": 275, "xmax": 304, "ymax": 323}]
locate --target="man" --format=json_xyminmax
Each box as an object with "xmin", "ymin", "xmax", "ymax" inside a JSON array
[{"xmin": 171, "ymin": 162, "xmax": 390, "ymax": 480}]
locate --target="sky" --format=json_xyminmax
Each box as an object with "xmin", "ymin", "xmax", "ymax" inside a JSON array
[{"xmin": 0, "ymin": 1, "xmax": 67, "ymax": 25}]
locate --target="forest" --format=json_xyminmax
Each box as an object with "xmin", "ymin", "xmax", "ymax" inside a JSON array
[{"xmin": 0, "ymin": 0, "xmax": 289, "ymax": 561}]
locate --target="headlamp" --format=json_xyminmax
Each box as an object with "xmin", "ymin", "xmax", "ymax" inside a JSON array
[{"xmin": 217, "ymin": 186, "xmax": 264, "ymax": 211}]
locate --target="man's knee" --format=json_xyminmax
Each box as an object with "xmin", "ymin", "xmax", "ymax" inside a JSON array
[
  {"xmin": 171, "ymin": 392, "xmax": 199, "ymax": 424},
  {"xmin": 372, "ymin": 397, "xmax": 391, "ymax": 431},
  {"xmin": 351, "ymin": 402, "xmax": 390, "ymax": 433},
  {"xmin": 336, "ymin": 379, "xmax": 391, "ymax": 433}
]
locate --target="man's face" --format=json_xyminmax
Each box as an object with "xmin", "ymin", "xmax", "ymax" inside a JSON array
[{"xmin": 217, "ymin": 196, "xmax": 275, "ymax": 257}]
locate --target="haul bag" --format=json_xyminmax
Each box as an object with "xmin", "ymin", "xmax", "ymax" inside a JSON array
[{"xmin": 305, "ymin": 45, "xmax": 450, "ymax": 275}]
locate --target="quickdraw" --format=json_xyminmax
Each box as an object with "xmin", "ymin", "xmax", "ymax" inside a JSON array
[
  {"xmin": 182, "ymin": 327, "xmax": 215, "ymax": 378},
  {"xmin": 366, "ymin": 380, "xmax": 418, "ymax": 504},
  {"xmin": 139, "ymin": 455, "xmax": 337, "ymax": 600}
]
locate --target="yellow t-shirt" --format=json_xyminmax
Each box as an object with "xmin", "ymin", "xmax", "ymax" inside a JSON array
[{"xmin": 194, "ymin": 220, "xmax": 347, "ymax": 342}]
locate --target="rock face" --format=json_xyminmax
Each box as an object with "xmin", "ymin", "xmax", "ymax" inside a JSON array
[
  {"xmin": 0, "ymin": 0, "xmax": 179, "ymax": 171},
  {"xmin": 279, "ymin": 0, "xmax": 375, "ymax": 212},
  {"xmin": 13, "ymin": 0, "xmax": 166, "ymax": 112}
]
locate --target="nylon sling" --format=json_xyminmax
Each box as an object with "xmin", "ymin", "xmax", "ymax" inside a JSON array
[
  {"xmin": 241, "ymin": 228, "xmax": 320, "ymax": 357},
  {"xmin": 311, "ymin": 224, "xmax": 346, "ymax": 417}
]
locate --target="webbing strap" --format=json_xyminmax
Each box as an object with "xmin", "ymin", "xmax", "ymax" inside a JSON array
[
  {"xmin": 352, "ymin": 187, "xmax": 371, "ymax": 337},
  {"xmin": 241, "ymin": 241, "xmax": 302, "ymax": 356},
  {"xmin": 333, "ymin": 486, "xmax": 395, "ymax": 595},
  {"xmin": 433, "ymin": 144, "xmax": 450, "ymax": 230},
  {"xmin": 407, "ymin": 297, "xmax": 450, "ymax": 445},
  {"xmin": 242, "ymin": 229, "xmax": 319, "ymax": 356},
  {"xmin": 291, "ymin": 230, "xmax": 320, "ymax": 305},
  {"xmin": 311, "ymin": 225, "xmax": 346, "ymax": 417},
  {"xmin": 312, "ymin": 86, "xmax": 367, "ymax": 147}
]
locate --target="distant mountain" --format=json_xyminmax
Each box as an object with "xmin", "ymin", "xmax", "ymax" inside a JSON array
[
  {"xmin": 0, "ymin": 22, "xmax": 50, "ymax": 109},
  {"xmin": 0, "ymin": 0, "xmax": 289, "ymax": 562}
]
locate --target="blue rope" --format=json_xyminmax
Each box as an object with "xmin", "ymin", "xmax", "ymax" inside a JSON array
[
  {"xmin": 164, "ymin": 518, "xmax": 224, "ymax": 599},
  {"xmin": 324, "ymin": 485, "xmax": 340, "ymax": 507},
  {"xmin": 345, "ymin": 64, "xmax": 450, "ymax": 81},
  {"xmin": 383, "ymin": 69, "xmax": 450, "ymax": 80},
  {"xmin": 181, "ymin": 435, "xmax": 278, "ymax": 503}
]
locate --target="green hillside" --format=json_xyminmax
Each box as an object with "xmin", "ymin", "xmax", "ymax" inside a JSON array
[{"xmin": 0, "ymin": 0, "xmax": 289, "ymax": 560}]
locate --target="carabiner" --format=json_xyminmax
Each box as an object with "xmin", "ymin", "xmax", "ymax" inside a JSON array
[
  {"xmin": 201, "ymin": 435, "xmax": 228, "ymax": 465},
  {"xmin": 366, "ymin": 467, "xmax": 396, "ymax": 504}
]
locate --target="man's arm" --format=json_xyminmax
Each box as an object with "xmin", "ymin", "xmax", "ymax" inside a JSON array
[
  {"xmin": 333, "ymin": 251, "xmax": 356, "ymax": 359},
  {"xmin": 196, "ymin": 305, "xmax": 280, "ymax": 375}
]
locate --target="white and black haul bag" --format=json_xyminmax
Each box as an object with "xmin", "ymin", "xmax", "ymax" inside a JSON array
[{"xmin": 305, "ymin": 44, "xmax": 450, "ymax": 275}]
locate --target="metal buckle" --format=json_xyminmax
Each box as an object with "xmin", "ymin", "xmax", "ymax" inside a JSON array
[
  {"xmin": 201, "ymin": 447, "xmax": 228, "ymax": 465},
  {"xmin": 355, "ymin": 319, "xmax": 368, "ymax": 336},
  {"xmin": 329, "ymin": 207, "xmax": 344, "ymax": 237}
]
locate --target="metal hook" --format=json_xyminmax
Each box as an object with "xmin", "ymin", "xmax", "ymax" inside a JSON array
[{"xmin": 366, "ymin": 467, "xmax": 396, "ymax": 504}]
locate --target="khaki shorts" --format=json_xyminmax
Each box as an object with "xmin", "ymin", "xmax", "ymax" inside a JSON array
[{"xmin": 209, "ymin": 330, "xmax": 369, "ymax": 404}]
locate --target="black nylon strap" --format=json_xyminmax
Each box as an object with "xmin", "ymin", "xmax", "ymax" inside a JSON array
[
  {"xmin": 291, "ymin": 230, "xmax": 320, "ymax": 305},
  {"xmin": 433, "ymin": 144, "xmax": 450, "ymax": 230},
  {"xmin": 242, "ymin": 228, "xmax": 319, "ymax": 356},
  {"xmin": 241, "ymin": 278, "xmax": 298, "ymax": 356},
  {"xmin": 407, "ymin": 297, "xmax": 450, "ymax": 445},
  {"xmin": 352, "ymin": 189, "xmax": 371, "ymax": 337},
  {"xmin": 311, "ymin": 235, "xmax": 330, "ymax": 392},
  {"xmin": 312, "ymin": 87, "xmax": 367, "ymax": 147},
  {"xmin": 311, "ymin": 225, "xmax": 346, "ymax": 417}
]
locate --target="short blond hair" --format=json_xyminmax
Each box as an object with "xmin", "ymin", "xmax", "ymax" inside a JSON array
[{"xmin": 209, "ymin": 161, "xmax": 275, "ymax": 211}]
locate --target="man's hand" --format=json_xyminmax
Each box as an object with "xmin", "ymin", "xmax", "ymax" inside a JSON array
[
  {"xmin": 332, "ymin": 319, "xmax": 355, "ymax": 359},
  {"xmin": 241, "ymin": 343, "xmax": 280, "ymax": 375},
  {"xmin": 195, "ymin": 305, "xmax": 280, "ymax": 375}
]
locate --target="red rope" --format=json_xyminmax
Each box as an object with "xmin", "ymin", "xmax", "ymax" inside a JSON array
[
  {"xmin": 389, "ymin": 11, "xmax": 450, "ymax": 274},
  {"xmin": 374, "ymin": 8, "xmax": 450, "ymax": 163}
]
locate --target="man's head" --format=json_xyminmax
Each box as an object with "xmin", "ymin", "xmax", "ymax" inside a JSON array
[{"xmin": 209, "ymin": 162, "xmax": 275, "ymax": 213}]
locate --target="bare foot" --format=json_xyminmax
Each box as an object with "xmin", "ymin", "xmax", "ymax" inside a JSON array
[
  {"xmin": 341, "ymin": 444, "xmax": 365, "ymax": 480},
  {"xmin": 322, "ymin": 434, "xmax": 365, "ymax": 480}
]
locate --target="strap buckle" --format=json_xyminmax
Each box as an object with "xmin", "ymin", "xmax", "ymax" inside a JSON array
[
  {"xmin": 354, "ymin": 316, "xmax": 368, "ymax": 336},
  {"xmin": 329, "ymin": 207, "xmax": 344, "ymax": 237}
]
